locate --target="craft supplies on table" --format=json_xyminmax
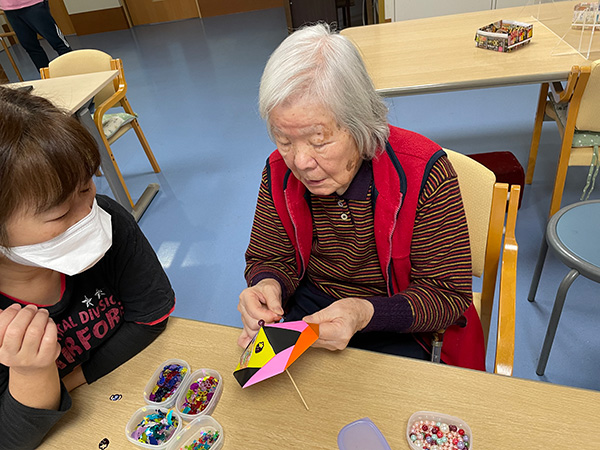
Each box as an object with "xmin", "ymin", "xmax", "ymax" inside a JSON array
[
  {"xmin": 175, "ymin": 369, "xmax": 223, "ymax": 421},
  {"xmin": 406, "ymin": 411, "xmax": 473, "ymax": 450},
  {"xmin": 127, "ymin": 359, "xmax": 224, "ymax": 448},
  {"xmin": 475, "ymin": 20, "xmax": 533, "ymax": 52},
  {"xmin": 144, "ymin": 359, "xmax": 191, "ymax": 408},
  {"xmin": 125, "ymin": 406, "xmax": 183, "ymax": 449},
  {"xmin": 167, "ymin": 416, "xmax": 224, "ymax": 450}
]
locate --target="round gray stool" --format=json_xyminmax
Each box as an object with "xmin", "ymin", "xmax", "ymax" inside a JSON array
[{"xmin": 528, "ymin": 199, "xmax": 600, "ymax": 376}]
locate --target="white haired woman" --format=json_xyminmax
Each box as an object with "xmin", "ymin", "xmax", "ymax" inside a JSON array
[{"xmin": 237, "ymin": 24, "xmax": 485, "ymax": 369}]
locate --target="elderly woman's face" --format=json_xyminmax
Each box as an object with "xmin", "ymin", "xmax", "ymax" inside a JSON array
[{"xmin": 270, "ymin": 98, "xmax": 361, "ymax": 196}]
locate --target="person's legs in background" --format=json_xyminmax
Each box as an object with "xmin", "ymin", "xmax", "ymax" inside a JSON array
[
  {"xmin": 4, "ymin": 0, "xmax": 71, "ymax": 71},
  {"xmin": 4, "ymin": 7, "xmax": 50, "ymax": 70},
  {"xmin": 29, "ymin": 1, "xmax": 71, "ymax": 55}
]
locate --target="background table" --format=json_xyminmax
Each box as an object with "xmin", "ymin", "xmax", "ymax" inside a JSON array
[
  {"xmin": 7, "ymin": 72, "xmax": 159, "ymax": 221},
  {"xmin": 342, "ymin": 1, "xmax": 590, "ymax": 96},
  {"xmin": 41, "ymin": 317, "xmax": 600, "ymax": 449}
]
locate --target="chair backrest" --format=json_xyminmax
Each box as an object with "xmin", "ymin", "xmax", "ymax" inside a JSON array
[
  {"xmin": 444, "ymin": 150, "xmax": 497, "ymax": 277},
  {"xmin": 575, "ymin": 59, "xmax": 600, "ymax": 131},
  {"xmin": 444, "ymin": 149, "xmax": 513, "ymax": 353},
  {"xmin": 44, "ymin": 49, "xmax": 118, "ymax": 106}
]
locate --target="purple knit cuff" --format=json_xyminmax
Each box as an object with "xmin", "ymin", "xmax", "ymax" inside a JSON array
[{"xmin": 362, "ymin": 294, "xmax": 414, "ymax": 333}]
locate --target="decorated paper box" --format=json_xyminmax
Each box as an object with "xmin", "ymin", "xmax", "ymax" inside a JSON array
[{"xmin": 475, "ymin": 20, "xmax": 533, "ymax": 52}]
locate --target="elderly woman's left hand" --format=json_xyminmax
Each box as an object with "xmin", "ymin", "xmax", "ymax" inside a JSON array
[{"xmin": 303, "ymin": 298, "xmax": 374, "ymax": 351}]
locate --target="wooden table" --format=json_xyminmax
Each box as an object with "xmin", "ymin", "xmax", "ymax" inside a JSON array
[
  {"xmin": 7, "ymin": 72, "xmax": 159, "ymax": 221},
  {"xmin": 341, "ymin": 1, "xmax": 591, "ymax": 96},
  {"xmin": 40, "ymin": 317, "xmax": 600, "ymax": 449}
]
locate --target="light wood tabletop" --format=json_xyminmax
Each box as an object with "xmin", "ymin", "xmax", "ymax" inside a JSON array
[
  {"xmin": 7, "ymin": 71, "xmax": 119, "ymax": 114},
  {"xmin": 341, "ymin": 1, "xmax": 593, "ymax": 96},
  {"xmin": 40, "ymin": 317, "xmax": 600, "ymax": 449}
]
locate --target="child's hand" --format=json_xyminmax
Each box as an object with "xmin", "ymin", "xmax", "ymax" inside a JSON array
[{"xmin": 0, "ymin": 304, "xmax": 61, "ymax": 375}]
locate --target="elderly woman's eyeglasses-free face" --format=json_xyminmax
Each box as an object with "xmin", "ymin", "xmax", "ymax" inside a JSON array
[{"xmin": 270, "ymin": 99, "xmax": 362, "ymax": 197}]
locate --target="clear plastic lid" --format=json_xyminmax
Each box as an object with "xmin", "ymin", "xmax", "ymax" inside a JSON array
[{"xmin": 337, "ymin": 417, "xmax": 392, "ymax": 450}]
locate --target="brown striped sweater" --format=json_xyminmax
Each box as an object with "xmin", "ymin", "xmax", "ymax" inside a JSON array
[{"xmin": 245, "ymin": 155, "xmax": 472, "ymax": 333}]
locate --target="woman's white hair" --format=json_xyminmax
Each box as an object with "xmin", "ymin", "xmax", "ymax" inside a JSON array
[{"xmin": 259, "ymin": 23, "xmax": 389, "ymax": 160}]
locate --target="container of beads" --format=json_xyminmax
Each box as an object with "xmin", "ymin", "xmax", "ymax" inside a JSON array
[
  {"xmin": 144, "ymin": 359, "xmax": 191, "ymax": 409},
  {"xmin": 406, "ymin": 411, "xmax": 473, "ymax": 450},
  {"xmin": 125, "ymin": 406, "xmax": 183, "ymax": 449},
  {"xmin": 167, "ymin": 415, "xmax": 224, "ymax": 450},
  {"xmin": 175, "ymin": 368, "xmax": 223, "ymax": 421}
]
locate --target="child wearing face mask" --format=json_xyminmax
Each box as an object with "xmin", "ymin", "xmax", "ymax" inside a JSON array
[{"xmin": 0, "ymin": 87, "xmax": 175, "ymax": 449}]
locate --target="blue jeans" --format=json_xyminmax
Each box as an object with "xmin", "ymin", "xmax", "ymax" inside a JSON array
[{"xmin": 5, "ymin": 0, "xmax": 71, "ymax": 71}]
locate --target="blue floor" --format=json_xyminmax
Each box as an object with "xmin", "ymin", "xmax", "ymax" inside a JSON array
[{"xmin": 2, "ymin": 7, "xmax": 598, "ymax": 391}]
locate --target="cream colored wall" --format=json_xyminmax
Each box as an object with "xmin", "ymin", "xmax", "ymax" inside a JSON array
[
  {"xmin": 391, "ymin": 0, "xmax": 537, "ymax": 21},
  {"xmin": 392, "ymin": 0, "xmax": 490, "ymax": 21},
  {"xmin": 63, "ymin": 0, "xmax": 121, "ymax": 14}
]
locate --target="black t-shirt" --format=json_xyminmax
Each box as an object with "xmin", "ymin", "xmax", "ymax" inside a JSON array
[{"xmin": 0, "ymin": 195, "xmax": 175, "ymax": 449}]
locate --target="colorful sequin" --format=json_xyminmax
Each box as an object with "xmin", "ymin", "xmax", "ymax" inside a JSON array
[
  {"xmin": 150, "ymin": 364, "xmax": 188, "ymax": 403},
  {"xmin": 408, "ymin": 420, "xmax": 470, "ymax": 450},
  {"xmin": 131, "ymin": 409, "xmax": 179, "ymax": 446},
  {"xmin": 181, "ymin": 429, "xmax": 220, "ymax": 450},
  {"xmin": 181, "ymin": 376, "xmax": 219, "ymax": 415}
]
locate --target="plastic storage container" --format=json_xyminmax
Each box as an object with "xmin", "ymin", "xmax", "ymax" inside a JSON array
[
  {"xmin": 167, "ymin": 415, "xmax": 224, "ymax": 450},
  {"xmin": 337, "ymin": 417, "xmax": 391, "ymax": 450},
  {"xmin": 144, "ymin": 358, "xmax": 191, "ymax": 409},
  {"xmin": 125, "ymin": 406, "xmax": 183, "ymax": 449},
  {"xmin": 406, "ymin": 411, "xmax": 473, "ymax": 450},
  {"xmin": 175, "ymin": 368, "xmax": 223, "ymax": 421}
]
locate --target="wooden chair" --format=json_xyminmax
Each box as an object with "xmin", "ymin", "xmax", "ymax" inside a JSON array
[
  {"xmin": 444, "ymin": 149, "xmax": 520, "ymax": 376},
  {"xmin": 40, "ymin": 49, "xmax": 161, "ymax": 209},
  {"xmin": 0, "ymin": 10, "xmax": 24, "ymax": 82},
  {"xmin": 526, "ymin": 60, "xmax": 600, "ymax": 217}
]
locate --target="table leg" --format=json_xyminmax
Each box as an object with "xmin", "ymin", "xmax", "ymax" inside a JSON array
[
  {"xmin": 75, "ymin": 102, "xmax": 159, "ymax": 222},
  {"xmin": 536, "ymin": 268, "xmax": 579, "ymax": 376},
  {"xmin": 528, "ymin": 233, "xmax": 549, "ymax": 302}
]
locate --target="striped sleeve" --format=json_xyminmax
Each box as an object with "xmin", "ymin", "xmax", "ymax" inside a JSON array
[
  {"xmin": 364, "ymin": 155, "xmax": 473, "ymax": 333},
  {"xmin": 244, "ymin": 165, "xmax": 300, "ymax": 299}
]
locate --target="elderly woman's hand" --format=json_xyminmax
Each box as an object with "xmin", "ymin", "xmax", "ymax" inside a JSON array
[
  {"xmin": 303, "ymin": 298, "xmax": 374, "ymax": 351},
  {"xmin": 237, "ymin": 278, "xmax": 284, "ymax": 348}
]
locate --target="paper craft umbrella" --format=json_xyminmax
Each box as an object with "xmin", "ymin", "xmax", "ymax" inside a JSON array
[{"xmin": 234, "ymin": 320, "xmax": 319, "ymax": 388}]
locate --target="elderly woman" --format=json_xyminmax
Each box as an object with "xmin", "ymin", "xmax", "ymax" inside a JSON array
[
  {"xmin": 0, "ymin": 87, "xmax": 174, "ymax": 449},
  {"xmin": 238, "ymin": 24, "xmax": 485, "ymax": 369}
]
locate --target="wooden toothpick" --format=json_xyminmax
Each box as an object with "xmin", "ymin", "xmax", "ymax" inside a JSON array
[{"xmin": 286, "ymin": 369, "xmax": 309, "ymax": 411}]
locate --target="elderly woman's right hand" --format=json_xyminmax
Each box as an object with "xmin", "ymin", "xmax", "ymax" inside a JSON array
[{"xmin": 237, "ymin": 279, "xmax": 284, "ymax": 348}]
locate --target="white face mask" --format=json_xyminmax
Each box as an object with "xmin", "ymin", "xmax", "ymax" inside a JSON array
[{"xmin": 0, "ymin": 199, "xmax": 113, "ymax": 276}]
